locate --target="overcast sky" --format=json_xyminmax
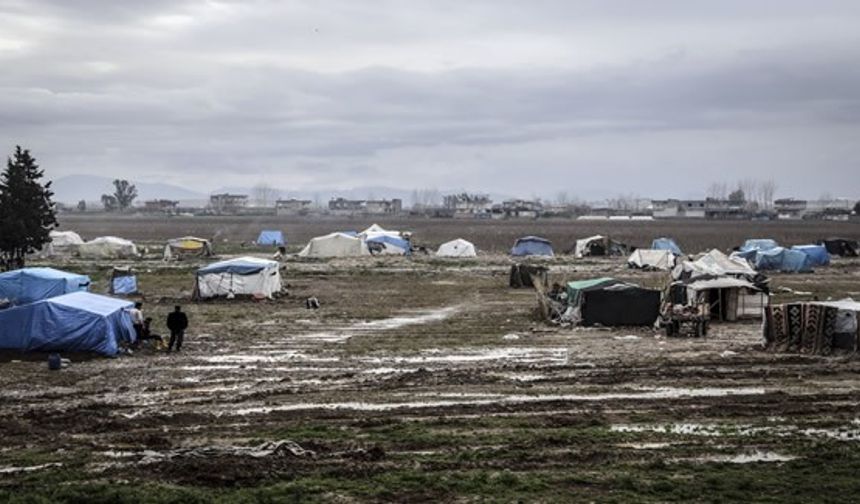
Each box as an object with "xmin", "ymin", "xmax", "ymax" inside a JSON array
[{"xmin": 1, "ymin": 0, "xmax": 859, "ymax": 200}]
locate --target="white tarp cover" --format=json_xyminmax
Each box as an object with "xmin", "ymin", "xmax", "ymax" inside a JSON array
[
  {"xmin": 672, "ymin": 249, "xmax": 756, "ymax": 280},
  {"xmin": 574, "ymin": 235, "xmax": 605, "ymax": 258},
  {"xmin": 36, "ymin": 231, "xmax": 85, "ymax": 257},
  {"xmin": 436, "ymin": 238, "xmax": 477, "ymax": 258},
  {"xmin": 298, "ymin": 233, "xmax": 369, "ymax": 258},
  {"xmin": 77, "ymin": 236, "xmax": 139, "ymax": 259},
  {"xmin": 196, "ymin": 257, "xmax": 281, "ymax": 299},
  {"xmin": 627, "ymin": 249, "xmax": 674, "ymax": 270}
]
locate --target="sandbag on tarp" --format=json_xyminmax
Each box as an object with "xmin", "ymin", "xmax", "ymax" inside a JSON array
[
  {"xmin": 0, "ymin": 292, "xmax": 135, "ymax": 356},
  {"xmin": 651, "ymin": 238, "xmax": 682, "ymax": 255},
  {"xmin": 791, "ymin": 245, "xmax": 830, "ymax": 267},
  {"xmin": 0, "ymin": 268, "xmax": 90, "ymax": 306},
  {"xmin": 256, "ymin": 230, "xmax": 285, "ymax": 246},
  {"xmin": 511, "ymin": 236, "xmax": 553, "ymax": 257}
]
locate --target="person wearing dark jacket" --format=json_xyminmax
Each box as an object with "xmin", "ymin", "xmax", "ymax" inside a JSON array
[{"xmin": 166, "ymin": 305, "xmax": 189, "ymax": 352}]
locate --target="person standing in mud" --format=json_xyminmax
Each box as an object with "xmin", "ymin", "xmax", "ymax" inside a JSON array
[
  {"xmin": 129, "ymin": 302, "xmax": 144, "ymax": 344},
  {"xmin": 166, "ymin": 305, "xmax": 189, "ymax": 352}
]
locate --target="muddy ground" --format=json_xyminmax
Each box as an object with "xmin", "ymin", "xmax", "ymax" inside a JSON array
[{"xmin": 2, "ymin": 218, "xmax": 860, "ymax": 502}]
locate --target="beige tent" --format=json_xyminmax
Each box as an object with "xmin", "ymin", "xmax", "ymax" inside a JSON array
[
  {"xmin": 36, "ymin": 230, "xmax": 84, "ymax": 258},
  {"xmin": 77, "ymin": 237, "xmax": 139, "ymax": 259},
  {"xmin": 436, "ymin": 239, "xmax": 477, "ymax": 258},
  {"xmin": 298, "ymin": 233, "xmax": 369, "ymax": 258}
]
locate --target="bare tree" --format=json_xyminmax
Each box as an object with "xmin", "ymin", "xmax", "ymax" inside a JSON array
[
  {"xmin": 760, "ymin": 179, "xmax": 777, "ymax": 209},
  {"xmin": 706, "ymin": 182, "xmax": 728, "ymax": 200},
  {"xmin": 555, "ymin": 191, "xmax": 570, "ymax": 206},
  {"xmin": 411, "ymin": 188, "xmax": 441, "ymax": 210},
  {"xmin": 253, "ymin": 183, "xmax": 280, "ymax": 207}
]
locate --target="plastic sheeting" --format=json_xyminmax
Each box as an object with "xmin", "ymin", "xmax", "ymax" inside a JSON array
[
  {"xmin": 196, "ymin": 257, "xmax": 282, "ymax": 299},
  {"xmin": 256, "ymin": 230, "xmax": 285, "ymax": 246},
  {"xmin": 111, "ymin": 275, "xmax": 138, "ymax": 295},
  {"xmin": 740, "ymin": 239, "xmax": 779, "ymax": 252},
  {"xmin": 0, "ymin": 268, "xmax": 90, "ymax": 306},
  {"xmin": 791, "ymin": 245, "xmax": 831, "ymax": 267},
  {"xmin": 0, "ymin": 292, "xmax": 135, "ymax": 356},
  {"xmin": 298, "ymin": 233, "xmax": 369, "ymax": 258},
  {"xmin": 77, "ymin": 236, "xmax": 139, "ymax": 259},
  {"xmin": 163, "ymin": 237, "xmax": 213, "ymax": 260},
  {"xmin": 436, "ymin": 239, "xmax": 477, "ymax": 258},
  {"xmin": 511, "ymin": 236, "xmax": 553, "ymax": 257},
  {"xmin": 741, "ymin": 247, "xmax": 813, "ymax": 273},
  {"xmin": 650, "ymin": 237, "xmax": 682, "ymax": 255},
  {"xmin": 366, "ymin": 234, "xmax": 411, "ymax": 255},
  {"xmin": 628, "ymin": 249, "xmax": 675, "ymax": 270}
]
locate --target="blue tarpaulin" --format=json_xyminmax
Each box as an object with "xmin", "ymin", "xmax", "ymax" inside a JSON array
[
  {"xmin": 651, "ymin": 238, "xmax": 682, "ymax": 255},
  {"xmin": 740, "ymin": 239, "xmax": 780, "ymax": 252},
  {"xmin": 366, "ymin": 234, "xmax": 411, "ymax": 255},
  {"xmin": 256, "ymin": 230, "xmax": 285, "ymax": 246},
  {"xmin": 0, "ymin": 268, "xmax": 90, "ymax": 306},
  {"xmin": 752, "ymin": 247, "xmax": 813, "ymax": 273},
  {"xmin": 0, "ymin": 292, "xmax": 135, "ymax": 356},
  {"xmin": 792, "ymin": 245, "xmax": 831, "ymax": 267},
  {"xmin": 511, "ymin": 236, "xmax": 554, "ymax": 257},
  {"xmin": 111, "ymin": 275, "xmax": 138, "ymax": 295}
]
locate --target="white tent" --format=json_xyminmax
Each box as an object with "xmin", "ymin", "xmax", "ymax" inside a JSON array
[
  {"xmin": 195, "ymin": 257, "xmax": 282, "ymax": 299},
  {"xmin": 436, "ymin": 238, "xmax": 477, "ymax": 258},
  {"xmin": 628, "ymin": 249, "xmax": 675, "ymax": 270},
  {"xmin": 672, "ymin": 249, "xmax": 756, "ymax": 281},
  {"xmin": 298, "ymin": 233, "xmax": 370, "ymax": 258},
  {"xmin": 574, "ymin": 235, "xmax": 604, "ymax": 258},
  {"xmin": 36, "ymin": 230, "xmax": 85, "ymax": 258},
  {"xmin": 76, "ymin": 236, "xmax": 139, "ymax": 259}
]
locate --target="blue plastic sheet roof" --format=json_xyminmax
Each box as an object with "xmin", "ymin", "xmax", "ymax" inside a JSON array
[
  {"xmin": 197, "ymin": 257, "xmax": 279, "ymax": 276},
  {"xmin": 753, "ymin": 247, "xmax": 813, "ymax": 273},
  {"xmin": 511, "ymin": 236, "xmax": 554, "ymax": 257},
  {"xmin": 0, "ymin": 267, "xmax": 90, "ymax": 306},
  {"xmin": 651, "ymin": 238, "xmax": 682, "ymax": 255},
  {"xmin": 0, "ymin": 292, "xmax": 134, "ymax": 356},
  {"xmin": 256, "ymin": 230, "xmax": 285, "ymax": 246},
  {"xmin": 791, "ymin": 244, "xmax": 831, "ymax": 267}
]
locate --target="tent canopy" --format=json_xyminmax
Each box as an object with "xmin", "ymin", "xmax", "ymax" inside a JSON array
[
  {"xmin": 565, "ymin": 278, "xmax": 660, "ymax": 326},
  {"xmin": 77, "ymin": 236, "xmax": 139, "ymax": 259},
  {"xmin": 749, "ymin": 247, "xmax": 813, "ymax": 273},
  {"xmin": 0, "ymin": 267, "xmax": 91, "ymax": 306},
  {"xmin": 791, "ymin": 245, "xmax": 830, "ymax": 267},
  {"xmin": 256, "ymin": 230, "xmax": 285, "ymax": 246},
  {"xmin": 740, "ymin": 239, "xmax": 779, "ymax": 252},
  {"xmin": 674, "ymin": 249, "xmax": 757, "ymax": 281},
  {"xmin": 195, "ymin": 257, "xmax": 282, "ymax": 299},
  {"xmin": 651, "ymin": 237, "xmax": 682, "ymax": 255},
  {"xmin": 436, "ymin": 238, "xmax": 477, "ymax": 258},
  {"xmin": 298, "ymin": 232, "xmax": 369, "ymax": 258},
  {"xmin": 628, "ymin": 249, "xmax": 675, "ymax": 271},
  {"xmin": 198, "ymin": 256, "xmax": 278, "ymax": 275},
  {"xmin": 0, "ymin": 291, "xmax": 135, "ymax": 356},
  {"xmin": 511, "ymin": 236, "xmax": 553, "ymax": 257},
  {"xmin": 366, "ymin": 234, "xmax": 411, "ymax": 255},
  {"xmin": 573, "ymin": 235, "xmax": 629, "ymax": 258}
]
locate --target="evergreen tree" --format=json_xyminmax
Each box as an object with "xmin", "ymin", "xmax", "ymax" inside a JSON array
[{"xmin": 0, "ymin": 146, "xmax": 57, "ymax": 270}]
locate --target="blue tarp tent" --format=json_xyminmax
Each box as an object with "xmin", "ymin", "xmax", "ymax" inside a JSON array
[
  {"xmin": 792, "ymin": 245, "xmax": 830, "ymax": 267},
  {"xmin": 256, "ymin": 230, "xmax": 285, "ymax": 246},
  {"xmin": 752, "ymin": 247, "xmax": 813, "ymax": 273},
  {"xmin": 0, "ymin": 292, "xmax": 135, "ymax": 356},
  {"xmin": 511, "ymin": 236, "xmax": 554, "ymax": 257},
  {"xmin": 109, "ymin": 268, "xmax": 138, "ymax": 295},
  {"xmin": 366, "ymin": 234, "xmax": 411, "ymax": 255},
  {"xmin": 651, "ymin": 238, "xmax": 682, "ymax": 255},
  {"xmin": 0, "ymin": 268, "xmax": 90, "ymax": 306},
  {"xmin": 740, "ymin": 239, "xmax": 779, "ymax": 252}
]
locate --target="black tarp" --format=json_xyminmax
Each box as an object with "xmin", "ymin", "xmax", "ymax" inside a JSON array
[
  {"xmin": 818, "ymin": 238, "xmax": 859, "ymax": 257},
  {"xmin": 581, "ymin": 286, "xmax": 660, "ymax": 326},
  {"xmin": 509, "ymin": 264, "xmax": 549, "ymax": 289}
]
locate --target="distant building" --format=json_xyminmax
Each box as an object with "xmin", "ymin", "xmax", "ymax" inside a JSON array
[
  {"xmin": 651, "ymin": 199, "xmax": 706, "ymax": 218},
  {"xmin": 443, "ymin": 193, "xmax": 492, "ymax": 218},
  {"xmin": 775, "ymin": 198, "xmax": 807, "ymax": 219},
  {"xmin": 366, "ymin": 199, "xmax": 402, "ymax": 215},
  {"xmin": 275, "ymin": 199, "xmax": 312, "ymax": 216},
  {"xmin": 143, "ymin": 199, "xmax": 179, "ymax": 213},
  {"xmin": 493, "ymin": 199, "xmax": 543, "ymax": 219},
  {"xmin": 328, "ymin": 197, "xmax": 402, "ymax": 216},
  {"xmin": 209, "ymin": 193, "xmax": 248, "ymax": 214}
]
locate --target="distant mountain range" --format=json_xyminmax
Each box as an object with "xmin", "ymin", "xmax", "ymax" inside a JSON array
[{"xmin": 51, "ymin": 175, "xmax": 515, "ymax": 207}]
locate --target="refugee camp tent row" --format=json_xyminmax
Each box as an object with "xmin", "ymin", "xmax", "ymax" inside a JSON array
[
  {"xmin": 77, "ymin": 236, "xmax": 139, "ymax": 259},
  {"xmin": 256, "ymin": 230, "xmax": 285, "ymax": 247},
  {"xmin": 298, "ymin": 232, "xmax": 369, "ymax": 258},
  {"xmin": 163, "ymin": 237, "xmax": 213, "ymax": 261},
  {"xmin": 511, "ymin": 236, "xmax": 553, "ymax": 257},
  {"xmin": 194, "ymin": 257, "xmax": 282, "ymax": 299},
  {"xmin": 627, "ymin": 249, "xmax": 675, "ymax": 271},
  {"xmin": 764, "ymin": 299, "xmax": 860, "ymax": 355},
  {"xmin": 564, "ymin": 278, "xmax": 660, "ymax": 326},
  {"xmin": 0, "ymin": 291, "xmax": 135, "ymax": 356},
  {"xmin": 436, "ymin": 239, "xmax": 477, "ymax": 258},
  {"xmin": 0, "ymin": 268, "xmax": 91, "ymax": 306}
]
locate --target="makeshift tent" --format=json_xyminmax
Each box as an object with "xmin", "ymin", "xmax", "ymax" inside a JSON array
[
  {"xmin": 669, "ymin": 277, "xmax": 767, "ymax": 322},
  {"xmin": 651, "ymin": 237, "xmax": 682, "ymax": 255},
  {"xmin": 764, "ymin": 299, "xmax": 860, "ymax": 354},
  {"xmin": 366, "ymin": 234, "xmax": 411, "ymax": 255},
  {"xmin": 735, "ymin": 247, "xmax": 813, "ymax": 273},
  {"xmin": 77, "ymin": 237, "xmax": 139, "ymax": 259},
  {"xmin": 298, "ymin": 232, "xmax": 369, "ymax": 258},
  {"xmin": 511, "ymin": 236, "xmax": 553, "ymax": 257},
  {"xmin": 791, "ymin": 245, "xmax": 830, "ymax": 267},
  {"xmin": 818, "ymin": 238, "xmax": 859, "ymax": 257},
  {"xmin": 37, "ymin": 230, "xmax": 84, "ymax": 257},
  {"xmin": 628, "ymin": 249, "xmax": 675, "ymax": 271},
  {"xmin": 195, "ymin": 257, "xmax": 282, "ymax": 299},
  {"xmin": 109, "ymin": 267, "xmax": 138, "ymax": 295},
  {"xmin": 0, "ymin": 268, "xmax": 91, "ymax": 306},
  {"xmin": 565, "ymin": 278, "xmax": 660, "ymax": 326},
  {"xmin": 509, "ymin": 264, "xmax": 548, "ymax": 288},
  {"xmin": 573, "ymin": 235, "xmax": 629, "ymax": 258},
  {"xmin": 255, "ymin": 230, "xmax": 285, "ymax": 247},
  {"xmin": 673, "ymin": 249, "xmax": 758, "ymax": 282},
  {"xmin": 163, "ymin": 237, "xmax": 213, "ymax": 261},
  {"xmin": 739, "ymin": 239, "xmax": 779, "ymax": 252},
  {"xmin": 0, "ymin": 292, "xmax": 135, "ymax": 356},
  {"xmin": 436, "ymin": 239, "xmax": 477, "ymax": 258}
]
